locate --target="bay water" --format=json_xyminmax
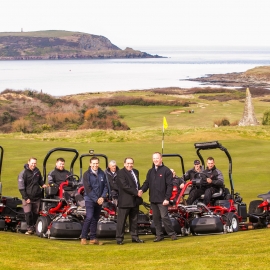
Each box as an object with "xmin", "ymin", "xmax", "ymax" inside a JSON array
[{"xmin": 1, "ymin": 46, "xmax": 270, "ymax": 96}]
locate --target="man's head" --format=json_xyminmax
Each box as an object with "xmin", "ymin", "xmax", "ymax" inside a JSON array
[
  {"xmin": 152, "ymin": 152, "xmax": 162, "ymax": 167},
  {"xmin": 108, "ymin": 160, "xmax": 117, "ymax": 173},
  {"xmin": 194, "ymin": 159, "xmax": 201, "ymax": 169},
  {"xmin": 28, "ymin": 157, "xmax": 37, "ymax": 171},
  {"xmin": 124, "ymin": 157, "xmax": 134, "ymax": 171},
  {"xmin": 90, "ymin": 157, "xmax": 100, "ymax": 171},
  {"xmin": 56, "ymin": 157, "xmax": 65, "ymax": 171},
  {"xmin": 207, "ymin": 157, "xmax": 215, "ymax": 169}
]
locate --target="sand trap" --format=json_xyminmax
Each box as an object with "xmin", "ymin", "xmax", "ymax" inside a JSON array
[{"xmin": 170, "ymin": 110, "xmax": 185, "ymax": 114}]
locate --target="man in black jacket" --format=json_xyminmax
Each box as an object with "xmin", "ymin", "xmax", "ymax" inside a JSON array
[
  {"xmin": 186, "ymin": 157, "xmax": 224, "ymax": 205},
  {"xmin": 180, "ymin": 159, "xmax": 203, "ymax": 185},
  {"xmin": 18, "ymin": 157, "xmax": 46, "ymax": 235},
  {"xmin": 104, "ymin": 160, "xmax": 119, "ymax": 206},
  {"xmin": 116, "ymin": 157, "xmax": 144, "ymax": 245},
  {"xmin": 140, "ymin": 152, "xmax": 178, "ymax": 242},
  {"xmin": 48, "ymin": 157, "xmax": 84, "ymax": 207}
]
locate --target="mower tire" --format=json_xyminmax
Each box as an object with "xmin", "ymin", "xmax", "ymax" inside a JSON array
[
  {"xmin": 248, "ymin": 200, "xmax": 263, "ymax": 223},
  {"xmin": 36, "ymin": 216, "xmax": 51, "ymax": 237},
  {"xmin": 225, "ymin": 212, "xmax": 239, "ymax": 232}
]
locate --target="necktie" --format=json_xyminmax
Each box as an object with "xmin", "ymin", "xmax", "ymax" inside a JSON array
[{"xmin": 130, "ymin": 170, "xmax": 138, "ymax": 189}]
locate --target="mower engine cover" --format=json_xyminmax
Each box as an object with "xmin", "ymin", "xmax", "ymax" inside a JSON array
[
  {"xmin": 190, "ymin": 216, "xmax": 224, "ymax": 235},
  {"xmin": 0, "ymin": 219, "xmax": 5, "ymax": 230},
  {"xmin": 96, "ymin": 220, "xmax": 117, "ymax": 238},
  {"xmin": 49, "ymin": 219, "xmax": 82, "ymax": 238}
]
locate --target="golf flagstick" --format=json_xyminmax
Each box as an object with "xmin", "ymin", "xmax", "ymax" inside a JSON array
[{"xmin": 162, "ymin": 117, "xmax": 168, "ymax": 154}]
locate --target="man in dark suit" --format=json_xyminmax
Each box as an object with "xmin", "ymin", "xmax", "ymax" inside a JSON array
[{"xmin": 115, "ymin": 157, "xmax": 144, "ymax": 245}]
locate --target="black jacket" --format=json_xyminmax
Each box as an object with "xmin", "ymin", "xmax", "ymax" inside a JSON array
[
  {"xmin": 117, "ymin": 167, "xmax": 140, "ymax": 208},
  {"xmin": 18, "ymin": 164, "xmax": 44, "ymax": 201},
  {"xmin": 48, "ymin": 167, "xmax": 73, "ymax": 191},
  {"xmin": 203, "ymin": 165, "xmax": 224, "ymax": 188},
  {"xmin": 180, "ymin": 166, "xmax": 203, "ymax": 182},
  {"xmin": 105, "ymin": 166, "xmax": 119, "ymax": 197},
  {"xmin": 141, "ymin": 163, "xmax": 173, "ymax": 203}
]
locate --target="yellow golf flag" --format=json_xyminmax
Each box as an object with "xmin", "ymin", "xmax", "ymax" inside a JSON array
[{"xmin": 163, "ymin": 117, "xmax": 168, "ymax": 129}]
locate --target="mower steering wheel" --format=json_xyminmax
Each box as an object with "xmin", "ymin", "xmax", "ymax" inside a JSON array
[{"xmin": 66, "ymin": 174, "xmax": 80, "ymax": 182}]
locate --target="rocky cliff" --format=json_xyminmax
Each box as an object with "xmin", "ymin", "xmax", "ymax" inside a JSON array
[
  {"xmin": 0, "ymin": 30, "xmax": 162, "ymax": 60},
  {"xmin": 185, "ymin": 66, "xmax": 270, "ymax": 88}
]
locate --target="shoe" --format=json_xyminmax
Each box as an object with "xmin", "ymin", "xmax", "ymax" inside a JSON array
[
  {"xmin": 25, "ymin": 230, "xmax": 34, "ymax": 235},
  {"xmin": 132, "ymin": 238, "xmax": 144, "ymax": 243},
  {"xmin": 153, "ymin": 237, "xmax": 164, "ymax": 242},
  {"xmin": 81, "ymin": 238, "xmax": 87, "ymax": 245},
  {"xmin": 89, "ymin": 239, "xmax": 103, "ymax": 245},
  {"xmin": 171, "ymin": 235, "xmax": 178, "ymax": 241},
  {"xmin": 117, "ymin": 241, "xmax": 124, "ymax": 245}
]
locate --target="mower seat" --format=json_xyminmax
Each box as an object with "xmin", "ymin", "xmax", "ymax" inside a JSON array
[{"xmin": 200, "ymin": 187, "xmax": 223, "ymax": 199}]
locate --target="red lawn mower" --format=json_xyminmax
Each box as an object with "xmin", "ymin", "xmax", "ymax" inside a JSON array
[
  {"xmin": 179, "ymin": 141, "xmax": 248, "ymax": 235},
  {"xmin": 159, "ymin": 141, "xmax": 248, "ymax": 236},
  {"xmin": 248, "ymin": 191, "xmax": 270, "ymax": 229},
  {"xmin": 0, "ymin": 146, "xmax": 26, "ymax": 232},
  {"xmin": 35, "ymin": 147, "xmax": 83, "ymax": 239}
]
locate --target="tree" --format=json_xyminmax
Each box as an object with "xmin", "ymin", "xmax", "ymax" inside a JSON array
[{"xmin": 262, "ymin": 110, "xmax": 270, "ymax": 125}]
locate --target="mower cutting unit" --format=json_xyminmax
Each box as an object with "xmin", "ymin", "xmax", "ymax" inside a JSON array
[
  {"xmin": 0, "ymin": 146, "xmax": 26, "ymax": 232},
  {"xmin": 164, "ymin": 141, "xmax": 248, "ymax": 236}
]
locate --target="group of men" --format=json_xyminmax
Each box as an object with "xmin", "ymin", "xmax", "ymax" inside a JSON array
[{"xmin": 18, "ymin": 152, "xmax": 224, "ymax": 244}]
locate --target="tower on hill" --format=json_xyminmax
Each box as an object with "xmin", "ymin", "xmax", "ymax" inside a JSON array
[{"xmin": 238, "ymin": 88, "xmax": 259, "ymax": 126}]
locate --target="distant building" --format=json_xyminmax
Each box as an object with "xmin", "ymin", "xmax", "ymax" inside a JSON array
[{"xmin": 238, "ymin": 88, "xmax": 259, "ymax": 126}]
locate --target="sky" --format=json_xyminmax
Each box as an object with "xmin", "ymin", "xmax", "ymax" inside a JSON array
[{"xmin": 1, "ymin": 0, "xmax": 270, "ymax": 49}]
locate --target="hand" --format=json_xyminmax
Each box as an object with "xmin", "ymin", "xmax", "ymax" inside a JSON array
[
  {"xmin": 180, "ymin": 183, "xmax": 184, "ymax": 189},
  {"xmin": 207, "ymin": 178, "xmax": 212, "ymax": 183},
  {"xmin": 162, "ymin": 199, "xmax": 169, "ymax": 206},
  {"xmin": 42, "ymin": 184, "xmax": 47, "ymax": 188},
  {"xmin": 97, "ymin": 197, "xmax": 104, "ymax": 205},
  {"xmin": 26, "ymin": 199, "xmax": 31, "ymax": 204},
  {"xmin": 138, "ymin": 190, "xmax": 143, "ymax": 197}
]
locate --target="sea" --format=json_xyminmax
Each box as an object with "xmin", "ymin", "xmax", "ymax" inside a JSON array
[{"xmin": 1, "ymin": 46, "xmax": 270, "ymax": 96}]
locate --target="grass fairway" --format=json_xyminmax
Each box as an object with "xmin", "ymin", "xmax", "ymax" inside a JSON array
[{"xmin": 1, "ymin": 229, "xmax": 270, "ymax": 270}]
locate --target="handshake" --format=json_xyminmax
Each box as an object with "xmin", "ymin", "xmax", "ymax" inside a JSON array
[{"xmin": 137, "ymin": 190, "xmax": 143, "ymax": 197}]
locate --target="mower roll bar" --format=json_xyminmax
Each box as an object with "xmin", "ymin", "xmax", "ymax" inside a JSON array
[
  {"xmin": 43, "ymin": 147, "xmax": 79, "ymax": 184},
  {"xmin": 162, "ymin": 153, "xmax": 185, "ymax": 206},
  {"xmin": 194, "ymin": 141, "xmax": 234, "ymax": 199},
  {"xmin": 79, "ymin": 150, "xmax": 108, "ymax": 180},
  {"xmin": 162, "ymin": 154, "xmax": 185, "ymax": 177}
]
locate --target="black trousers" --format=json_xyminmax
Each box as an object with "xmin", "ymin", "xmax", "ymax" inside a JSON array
[
  {"xmin": 151, "ymin": 203, "xmax": 176, "ymax": 237},
  {"xmin": 116, "ymin": 206, "xmax": 139, "ymax": 242},
  {"xmin": 187, "ymin": 186, "xmax": 220, "ymax": 205}
]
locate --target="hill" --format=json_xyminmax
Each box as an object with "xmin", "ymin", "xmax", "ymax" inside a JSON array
[
  {"xmin": 1, "ymin": 84, "xmax": 270, "ymax": 134},
  {"xmin": 0, "ymin": 30, "xmax": 161, "ymax": 60}
]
